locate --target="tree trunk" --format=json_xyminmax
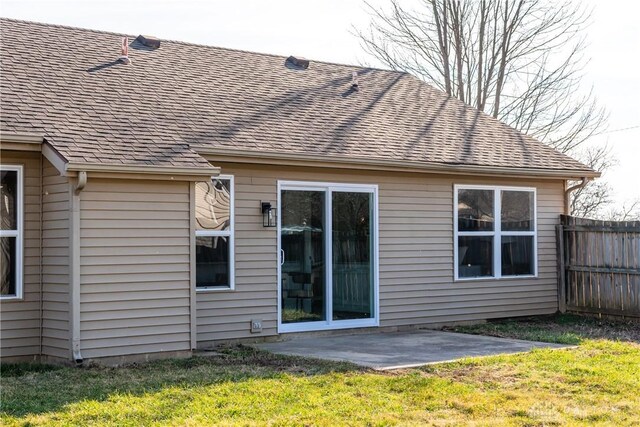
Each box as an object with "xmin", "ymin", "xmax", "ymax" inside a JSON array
[{"xmin": 432, "ymin": 0, "xmax": 452, "ymax": 95}]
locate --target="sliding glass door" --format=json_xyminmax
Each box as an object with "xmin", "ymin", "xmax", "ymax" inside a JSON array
[{"xmin": 278, "ymin": 181, "xmax": 378, "ymax": 332}]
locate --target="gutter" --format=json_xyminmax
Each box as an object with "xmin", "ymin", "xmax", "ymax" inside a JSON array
[
  {"xmin": 0, "ymin": 132, "xmax": 44, "ymax": 152},
  {"xmin": 0, "ymin": 132, "xmax": 44, "ymax": 144},
  {"xmin": 196, "ymin": 147, "xmax": 600, "ymax": 180},
  {"xmin": 70, "ymin": 171, "xmax": 87, "ymax": 365},
  {"xmin": 3, "ymin": 131, "xmax": 595, "ymax": 179},
  {"xmin": 65, "ymin": 162, "xmax": 219, "ymax": 178},
  {"xmin": 564, "ymin": 177, "xmax": 590, "ymax": 215}
]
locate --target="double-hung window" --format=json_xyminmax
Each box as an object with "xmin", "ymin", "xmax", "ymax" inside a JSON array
[
  {"xmin": 1, "ymin": 165, "xmax": 23, "ymax": 299},
  {"xmin": 454, "ymin": 185, "xmax": 537, "ymax": 280},
  {"xmin": 195, "ymin": 175, "xmax": 234, "ymax": 290}
]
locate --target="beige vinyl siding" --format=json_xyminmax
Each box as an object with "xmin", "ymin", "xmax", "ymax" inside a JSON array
[
  {"xmin": 0, "ymin": 151, "xmax": 41, "ymax": 359},
  {"xmin": 79, "ymin": 179, "xmax": 192, "ymax": 359},
  {"xmin": 378, "ymin": 175, "xmax": 561, "ymax": 327},
  {"xmin": 196, "ymin": 172, "xmax": 277, "ymax": 345},
  {"xmin": 41, "ymin": 160, "xmax": 70, "ymax": 359},
  {"xmin": 197, "ymin": 163, "xmax": 563, "ymax": 345}
]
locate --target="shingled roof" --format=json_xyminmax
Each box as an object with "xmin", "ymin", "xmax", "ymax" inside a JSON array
[{"xmin": 0, "ymin": 18, "xmax": 596, "ymax": 177}]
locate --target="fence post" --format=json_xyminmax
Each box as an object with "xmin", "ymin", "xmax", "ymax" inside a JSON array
[{"xmin": 556, "ymin": 223, "xmax": 566, "ymax": 313}]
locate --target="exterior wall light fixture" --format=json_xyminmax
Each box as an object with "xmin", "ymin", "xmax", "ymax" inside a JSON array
[{"xmin": 261, "ymin": 201, "xmax": 276, "ymax": 227}]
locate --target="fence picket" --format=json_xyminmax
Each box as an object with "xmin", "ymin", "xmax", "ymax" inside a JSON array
[{"xmin": 559, "ymin": 215, "xmax": 640, "ymax": 318}]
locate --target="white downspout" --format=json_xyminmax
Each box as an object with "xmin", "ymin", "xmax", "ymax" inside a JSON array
[
  {"xmin": 75, "ymin": 171, "xmax": 87, "ymax": 194},
  {"xmin": 564, "ymin": 177, "xmax": 589, "ymax": 215},
  {"xmin": 71, "ymin": 171, "xmax": 87, "ymax": 364}
]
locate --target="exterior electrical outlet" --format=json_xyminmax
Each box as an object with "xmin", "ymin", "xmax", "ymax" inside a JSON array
[{"xmin": 251, "ymin": 320, "xmax": 263, "ymax": 333}]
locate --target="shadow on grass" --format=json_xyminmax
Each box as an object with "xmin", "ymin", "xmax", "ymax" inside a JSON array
[
  {"xmin": 1, "ymin": 362, "xmax": 62, "ymax": 377},
  {"xmin": 0, "ymin": 345, "xmax": 366, "ymax": 418},
  {"xmin": 447, "ymin": 314, "xmax": 640, "ymax": 345}
]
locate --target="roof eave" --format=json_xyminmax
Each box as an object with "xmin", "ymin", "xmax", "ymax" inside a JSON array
[
  {"xmin": 196, "ymin": 147, "xmax": 600, "ymax": 180},
  {"xmin": 0, "ymin": 131, "xmax": 44, "ymax": 144},
  {"xmin": 64, "ymin": 162, "xmax": 219, "ymax": 181},
  {"xmin": 0, "ymin": 132, "xmax": 44, "ymax": 151}
]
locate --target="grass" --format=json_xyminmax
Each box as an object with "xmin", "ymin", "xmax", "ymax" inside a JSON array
[
  {"xmin": 1, "ymin": 314, "xmax": 639, "ymax": 426},
  {"xmin": 448, "ymin": 313, "xmax": 640, "ymax": 345}
]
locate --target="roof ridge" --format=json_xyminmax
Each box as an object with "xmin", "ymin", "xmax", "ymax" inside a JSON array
[{"xmin": 0, "ymin": 17, "xmax": 406, "ymax": 74}]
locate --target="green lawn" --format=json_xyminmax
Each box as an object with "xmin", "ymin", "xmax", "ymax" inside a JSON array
[{"xmin": 1, "ymin": 315, "xmax": 639, "ymax": 426}]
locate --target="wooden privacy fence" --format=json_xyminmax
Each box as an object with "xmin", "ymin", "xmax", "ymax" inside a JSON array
[{"xmin": 557, "ymin": 215, "xmax": 640, "ymax": 318}]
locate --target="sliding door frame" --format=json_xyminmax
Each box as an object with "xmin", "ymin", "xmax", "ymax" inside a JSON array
[{"xmin": 277, "ymin": 180, "xmax": 379, "ymax": 333}]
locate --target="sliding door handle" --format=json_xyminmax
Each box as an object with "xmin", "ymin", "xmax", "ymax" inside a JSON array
[{"xmin": 280, "ymin": 249, "xmax": 285, "ymax": 266}]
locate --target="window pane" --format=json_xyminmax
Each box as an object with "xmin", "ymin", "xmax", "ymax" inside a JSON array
[
  {"xmin": 196, "ymin": 178, "xmax": 231, "ymax": 231},
  {"xmin": 458, "ymin": 189, "xmax": 494, "ymax": 231},
  {"xmin": 1, "ymin": 237, "xmax": 16, "ymax": 296},
  {"xmin": 332, "ymin": 192, "xmax": 373, "ymax": 320},
  {"xmin": 458, "ymin": 236, "xmax": 493, "ymax": 278},
  {"xmin": 501, "ymin": 236, "xmax": 534, "ymax": 276},
  {"xmin": 281, "ymin": 190, "xmax": 326, "ymax": 323},
  {"xmin": 196, "ymin": 236, "xmax": 230, "ymax": 288},
  {"xmin": 502, "ymin": 191, "xmax": 534, "ymax": 231},
  {"xmin": 1, "ymin": 170, "xmax": 17, "ymax": 230}
]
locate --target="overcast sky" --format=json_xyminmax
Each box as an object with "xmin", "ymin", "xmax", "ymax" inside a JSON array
[{"xmin": 2, "ymin": 0, "xmax": 638, "ymax": 209}]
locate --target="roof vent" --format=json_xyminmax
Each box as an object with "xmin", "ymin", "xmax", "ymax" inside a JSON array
[
  {"xmin": 285, "ymin": 55, "xmax": 309, "ymax": 70},
  {"xmin": 118, "ymin": 37, "xmax": 131, "ymax": 65},
  {"xmin": 137, "ymin": 34, "xmax": 161, "ymax": 49},
  {"xmin": 351, "ymin": 71, "xmax": 359, "ymax": 91}
]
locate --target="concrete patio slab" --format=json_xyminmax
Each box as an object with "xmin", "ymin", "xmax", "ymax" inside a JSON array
[{"xmin": 253, "ymin": 329, "xmax": 569, "ymax": 370}]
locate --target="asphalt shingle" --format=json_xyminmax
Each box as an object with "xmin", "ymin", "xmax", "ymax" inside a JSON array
[{"xmin": 0, "ymin": 18, "xmax": 594, "ymax": 175}]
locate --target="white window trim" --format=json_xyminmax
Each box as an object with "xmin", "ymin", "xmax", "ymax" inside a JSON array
[
  {"xmin": 0, "ymin": 164, "xmax": 24, "ymax": 300},
  {"xmin": 454, "ymin": 184, "xmax": 538, "ymax": 281},
  {"xmin": 276, "ymin": 180, "xmax": 380, "ymax": 334},
  {"xmin": 195, "ymin": 174, "xmax": 235, "ymax": 292}
]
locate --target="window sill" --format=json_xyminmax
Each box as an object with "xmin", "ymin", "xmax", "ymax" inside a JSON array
[
  {"xmin": 196, "ymin": 287, "xmax": 235, "ymax": 293},
  {"xmin": 454, "ymin": 274, "xmax": 538, "ymax": 282},
  {"xmin": 0, "ymin": 295, "xmax": 24, "ymax": 302}
]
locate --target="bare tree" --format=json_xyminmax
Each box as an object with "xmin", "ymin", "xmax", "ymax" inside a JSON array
[
  {"xmin": 569, "ymin": 144, "xmax": 614, "ymax": 218},
  {"xmin": 605, "ymin": 199, "xmax": 640, "ymax": 221},
  {"xmin": 356, "ymin": 0, "xmax": 609, "ymax": 216}
]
